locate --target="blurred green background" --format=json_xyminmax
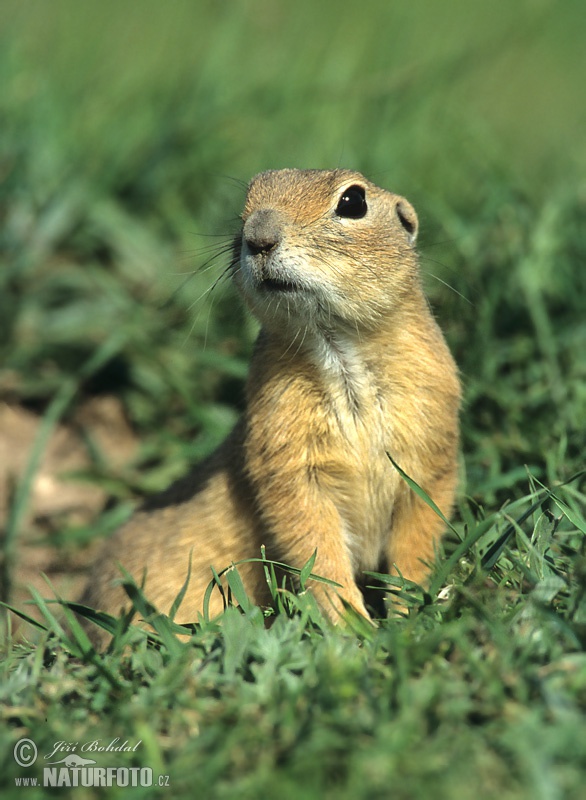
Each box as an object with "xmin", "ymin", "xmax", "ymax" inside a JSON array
[{"xmin": 0, "ymin": 0, "xmax": 584, "ymax": 515}]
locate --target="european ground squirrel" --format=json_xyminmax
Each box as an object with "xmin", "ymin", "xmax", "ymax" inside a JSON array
[{"xmin": 82, "ymin": 169, "xmax": 460, "ymax": 637}]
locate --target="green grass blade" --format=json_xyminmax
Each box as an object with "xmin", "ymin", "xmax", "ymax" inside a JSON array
[
  {"xmin": 386, "ymin": 453, "xmax": 459, "ymax": 536},
  {"xmin": 299, "ymin": 549, "xmax": 318, "ymax": 590},
  {"xmin": 169, "ymin": 550, "xmax": 193, "ymax": 621},
  {"xmin": 550, "ymin": 495, "xmax": 586, "ymax": 534},
  {"xmin": 117, "ymin": 568, "xmax": 188, "ymax": 656},
  {"xmin": 224, "ymin": 565, "xmax": 254, "ymax": 613},
  {"xmin": 0, "ymin": 600, "xmax": 49, "ymax": 632},
  {"xmin": 203, "ymin": 566, "xmax": 227, "ymax": 620}
]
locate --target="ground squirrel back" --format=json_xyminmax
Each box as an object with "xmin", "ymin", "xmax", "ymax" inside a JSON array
[{"xmin": 82, "ymin": 168, "xmax": 461, "ymax": 638}]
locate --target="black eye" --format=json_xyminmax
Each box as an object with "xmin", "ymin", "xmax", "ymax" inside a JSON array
[{"xmin": 335, "ymin": 185, "xmax": 367, "ymax": 219}]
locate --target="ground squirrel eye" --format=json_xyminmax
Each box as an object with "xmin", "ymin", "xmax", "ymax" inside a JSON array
[{"xmin": 335, "ymin": 185, "xmax": 367, "ymax": 219}]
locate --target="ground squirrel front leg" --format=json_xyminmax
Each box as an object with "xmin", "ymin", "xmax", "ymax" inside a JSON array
[
  {"xmin": 386, "ymin": 472, "xmax": 457, "ymax": 601},
  {"xmin": 253, "ymin": 480, "xmax": 371, "ymax": 621}
]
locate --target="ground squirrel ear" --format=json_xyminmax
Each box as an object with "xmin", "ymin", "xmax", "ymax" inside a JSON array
[{"xmin": 395, "ymin": 199, "xmax": 418, "ymax": 244}]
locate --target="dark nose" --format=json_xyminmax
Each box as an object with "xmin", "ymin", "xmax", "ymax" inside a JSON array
[{"xmin": 243, "ymin": 209, "xmax": 282, "ymax": 255}]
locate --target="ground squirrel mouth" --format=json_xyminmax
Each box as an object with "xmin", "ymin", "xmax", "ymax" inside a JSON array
[{"xmin": 261, "ymin": 277, "xmax": 301, "ymax": 292}]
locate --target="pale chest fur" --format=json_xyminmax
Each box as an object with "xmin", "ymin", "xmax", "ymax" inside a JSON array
[
  {"xmin": 246, "ymin": 331, "xmax": 403, "ymax": 573},
  {"xmin": 312, "ymin": 333, "xmax": 402, "ymax": 570}
]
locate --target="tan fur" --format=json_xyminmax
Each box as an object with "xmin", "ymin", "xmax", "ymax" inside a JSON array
[{"xmin": 81, "ymin": 168, "xmax": 460, "ymax": 638}]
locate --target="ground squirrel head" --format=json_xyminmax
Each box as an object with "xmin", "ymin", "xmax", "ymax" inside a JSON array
[{"xmin": 234, "ymin": 169, "xmax": 421, "ymax": 335}]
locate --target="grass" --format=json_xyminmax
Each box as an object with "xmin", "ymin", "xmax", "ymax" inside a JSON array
[{"xmin": 1, "ymin": 1, "xmax": 585, "ymax": 797}]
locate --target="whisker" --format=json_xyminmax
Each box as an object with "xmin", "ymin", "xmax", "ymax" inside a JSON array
[
  {"xmin": 175, "ymin": 241, "xmax": 236, "ymax": 268},
  {"xmin": 290, "ymin": 323, "xmax": 310, "ymax": 360},
  {"xmin": 182, "ymin": 267, "xmax": 233, "ymax": 348},
  {"xmin": 420, "ymin": 268, "xmax": 473, "ymax": 305},
  {"xmin": 162, "ymin": 241, "xmax": 236, "ymax": 310},
  {"xmin": 281, "ymin": 324, "xmax": 303, "ymax": 360}
]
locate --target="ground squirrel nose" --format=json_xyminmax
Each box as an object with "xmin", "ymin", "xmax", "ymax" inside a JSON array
[{"xmin": 244, "ymin": 209, "xmax": 282, "ymax": 255}]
